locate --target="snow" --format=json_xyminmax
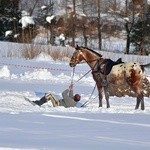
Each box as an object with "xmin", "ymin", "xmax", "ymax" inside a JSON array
[
  {"xmin": 5, "ymin": 30, "xmax": 13, "ymax": 37},
  {"xmin": 14, "ymin": 34, "xmax": 20, "ymax": 38},
  {"xmin": 59, "ymin": 34, "xmax": 65, "ymax": 41},
  {"xmin": 46, "ymin": 15, "xmax": 55, "ymax": 23},
  {"xmin": 20, "ymin": 16, "xmax": 35, "ymax": 29},
  {"xmin": 0, "ymin": 45, "xmax": 150, "ymax": 149},
  {"xmin": 124, "ymin": 17, "xmax": 129, "ymax": 22},
  {"xmin": 41, "ymin": 5, "xmax": 47, "ymax": 10},
  {"xmin": 0, "ymin": 66, "xmax": 10, "ymax": 78},
  {"xmin": 55, "ymin": 34, "xmax": 66, "ymax": 45},
  {"xmin": 35, "ymin": 52, "xmax": 54, "ymax": 62},
  {"xmin": 20, "ymin": 11, "xmax": 35, "ymax": 29}
]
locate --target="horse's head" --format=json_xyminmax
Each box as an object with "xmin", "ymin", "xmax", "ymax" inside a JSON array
[{"xmin": 69, "ymin": 45, "xmax": 85, "ymax": 67}]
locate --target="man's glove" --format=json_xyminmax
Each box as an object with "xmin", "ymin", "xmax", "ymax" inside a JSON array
[{"xmin": 69, "ymin": 83, "xmax": 73, "ymax": 90}]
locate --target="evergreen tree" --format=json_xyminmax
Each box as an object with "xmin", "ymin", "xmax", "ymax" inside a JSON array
[
  {"xmin": 0, "ymin": 0, "xmax": 21, "ymax": 41},
  {"xmin": 130, "ymin": 7, "xmax": 150, "ymax": 55}
]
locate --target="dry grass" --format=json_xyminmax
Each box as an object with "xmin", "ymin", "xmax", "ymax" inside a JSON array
[
  {"xmin": 48, "ymin": 50, "xmax": 61, "ymax": 60},
  {"xmin": 47, "ymin": 47, "xmax": 73, "ymax": 61},
  {"xmin": 6, "ymin": 50, "xmax": 18, "ymax": 57},
  {"xmin": 20, "ymin": 44, "xmax": 73, "ymax": 61},
  {"xmin": 21, "ymin": 44, "xmax": 43, "ymax": 59}
]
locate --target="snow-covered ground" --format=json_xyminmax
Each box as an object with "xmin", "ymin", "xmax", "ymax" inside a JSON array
[{"xmin": 0, "ymin": 52, "xmax": 150, "ymax": 150}]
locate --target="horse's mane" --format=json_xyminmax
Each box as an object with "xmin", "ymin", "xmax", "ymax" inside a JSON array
[{"xmin": 80, "ymin": 46, "xmax": 102, "ymax": 57}]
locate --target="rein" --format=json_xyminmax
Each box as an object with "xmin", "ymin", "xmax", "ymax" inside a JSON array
[
  {"xmin": 85, "ymin": 58, "xmax": 101, "ymax": 63},
  {"xmin": 72, "ymin": 60, "xmax": 99, "ymax": 85},
  {"xmin": 71, "ymin": 59, "xmax": 100, "ymax": 107},
  {"xmin": 81, "ymin": 83, "xmax": 98, "ymax": 107},
  {"xmin": 70, "ymin": 53, "xmax": 99, "ymax": 85},
  {"xmin": 71, "ymin": 67, "xmax": 75, "ymax": 85},
  {"xmin": 73, "ymin": 69, "xmax": 92, "ymax": 84},
  {"xmin": 70, "ymin": 51, "xmax": 104, "ymax": 107}
]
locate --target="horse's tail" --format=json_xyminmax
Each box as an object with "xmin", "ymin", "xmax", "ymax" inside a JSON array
[{"xmin": 140, "ymin": 63, "xmax": 150, "ymax": 72}]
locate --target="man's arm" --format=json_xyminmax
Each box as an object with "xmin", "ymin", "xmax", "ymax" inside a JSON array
[
  {"xmin": 68, "ymin": 84, "xmax": 73, "ymax": 97},
  {"xmin": 62, "ymin": 89, "xmax": 70, "ymax": 98},
  {"xmin": 61, "ymin": 84, "xmax": 76, "ymax": 107}
]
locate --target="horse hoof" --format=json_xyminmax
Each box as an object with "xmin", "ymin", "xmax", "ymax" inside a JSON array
[{"xmin": 141, "ymin": 107, "xmax": 145, "ymax": 110}]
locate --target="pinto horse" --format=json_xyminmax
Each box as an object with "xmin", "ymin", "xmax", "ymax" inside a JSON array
[{"xmin": 69, "ymin": 45, "xmax": 150, "ymax": 110}]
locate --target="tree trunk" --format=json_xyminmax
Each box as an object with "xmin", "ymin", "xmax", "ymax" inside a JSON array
[
  {"xmin": 83, "ymin": 26, "xmax": 88, "ymax": 47},
  {"xmin": 49, "ymin": 25, "xmax": 55, "ymax": 45},
  {"xmin": 82, "ymin": 0, "xmax": 88, "ymax": 47},
  {"xmin": 125, "ymin": 22, "xmax": 130, "ymax": 54},
  {"xmin": 97, "ymin": 0, "xmax": 102, "ymax": 50},
  {"xmin": 71, "ymin": 0, "xmax": 76, "ymax": 47}
]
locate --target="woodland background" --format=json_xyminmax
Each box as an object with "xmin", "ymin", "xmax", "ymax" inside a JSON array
[{"xmin": 0, "ymin": 0, "xmax": 150, "ymax": 55}]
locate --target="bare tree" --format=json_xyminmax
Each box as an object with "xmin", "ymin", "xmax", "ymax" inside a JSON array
[
  {"xmin": 29, "ymin": 0, "xmax": 39, "ymax": 16},
  {"xmin": 81, "ymin": 0, "xmax": 88, "ymax": 47},
  {"xmin": 125, "ymin": 0, "xmax": 132, "ymax": 54},
  {"xmin": 97, "ymin": 0, "xmax": 102, "ymax": 50},
  {"xmin": 71, "ymin": 0, "xmax": 76, "ymax": 46},
  {"xmin": 124, "ymin": 0, "xmax": 138, "ymax": 54}
]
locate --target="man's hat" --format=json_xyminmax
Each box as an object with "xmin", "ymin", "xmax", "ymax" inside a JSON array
[{"xmin": 74, "ymin": 94, "xmax": 81, "ymax": 102}]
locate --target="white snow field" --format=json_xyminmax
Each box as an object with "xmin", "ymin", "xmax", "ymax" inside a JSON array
[{"xmin": 0, "ymin": 49, "xmax": 149, "ymax": 150}]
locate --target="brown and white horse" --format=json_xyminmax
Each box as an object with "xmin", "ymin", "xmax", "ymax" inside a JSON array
[{"xmin": 69, "ymin": 45, "xmax": 150, "ymax": 110}]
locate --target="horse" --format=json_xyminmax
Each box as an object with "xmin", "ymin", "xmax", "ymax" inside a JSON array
[{"xmin": 69, "ymin": 45, "xmax": 150, "ymax": 110}]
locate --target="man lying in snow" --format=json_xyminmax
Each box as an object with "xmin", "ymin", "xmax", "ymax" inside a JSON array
[{"xmin": 32, "ymin": 84, "xmax": 81, "ymax": 108}]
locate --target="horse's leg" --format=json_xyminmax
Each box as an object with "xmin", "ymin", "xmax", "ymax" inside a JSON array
[
  {"xmin": 97, "ymin": 83, "xmax": 103, "ymax": 107},
  {"xmin": 131, "ymin": 85, "xmax": 145, "ymax": 110},
  {"xmin": 98, "ymin": 87, "xmax": 103, "ymax": 107},
  {"xmin": 103, "ymin": 86, "xmax": 110, "ymax": 108},
  {"xmin": 140, "ymin": 93, "xmax": 144, "ymax": 110},
  {"xmin": 93, "ymin": 73, "xmax": 103, "ymax": 107},
  {"xmin": 135, "ymin": 96, "xmax": 141, "ymax": 110},
  {"xmin": 135, "ymin": 92, "xmax": 144, "ymax": 110}
]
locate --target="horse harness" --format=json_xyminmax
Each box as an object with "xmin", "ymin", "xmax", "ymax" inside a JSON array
[{"xmin": 92, "ymin": 58, "xmax": 123, "ymax": 86}]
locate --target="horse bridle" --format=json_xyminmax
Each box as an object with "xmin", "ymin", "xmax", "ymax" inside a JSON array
[
  {"xmin": 71, "ymin": 50, "xmax": 100, "ymax": 83},
  {"xmin": 79, "ymin": 51, "xmax": 104, "ymax": 73},
  {"xmin": 74, "ymin": 50, "xmax": 101, "ymax": 66},
  {"xmin": 72, "ymin": 49, "xmax": 105, "ymax": 78}
]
